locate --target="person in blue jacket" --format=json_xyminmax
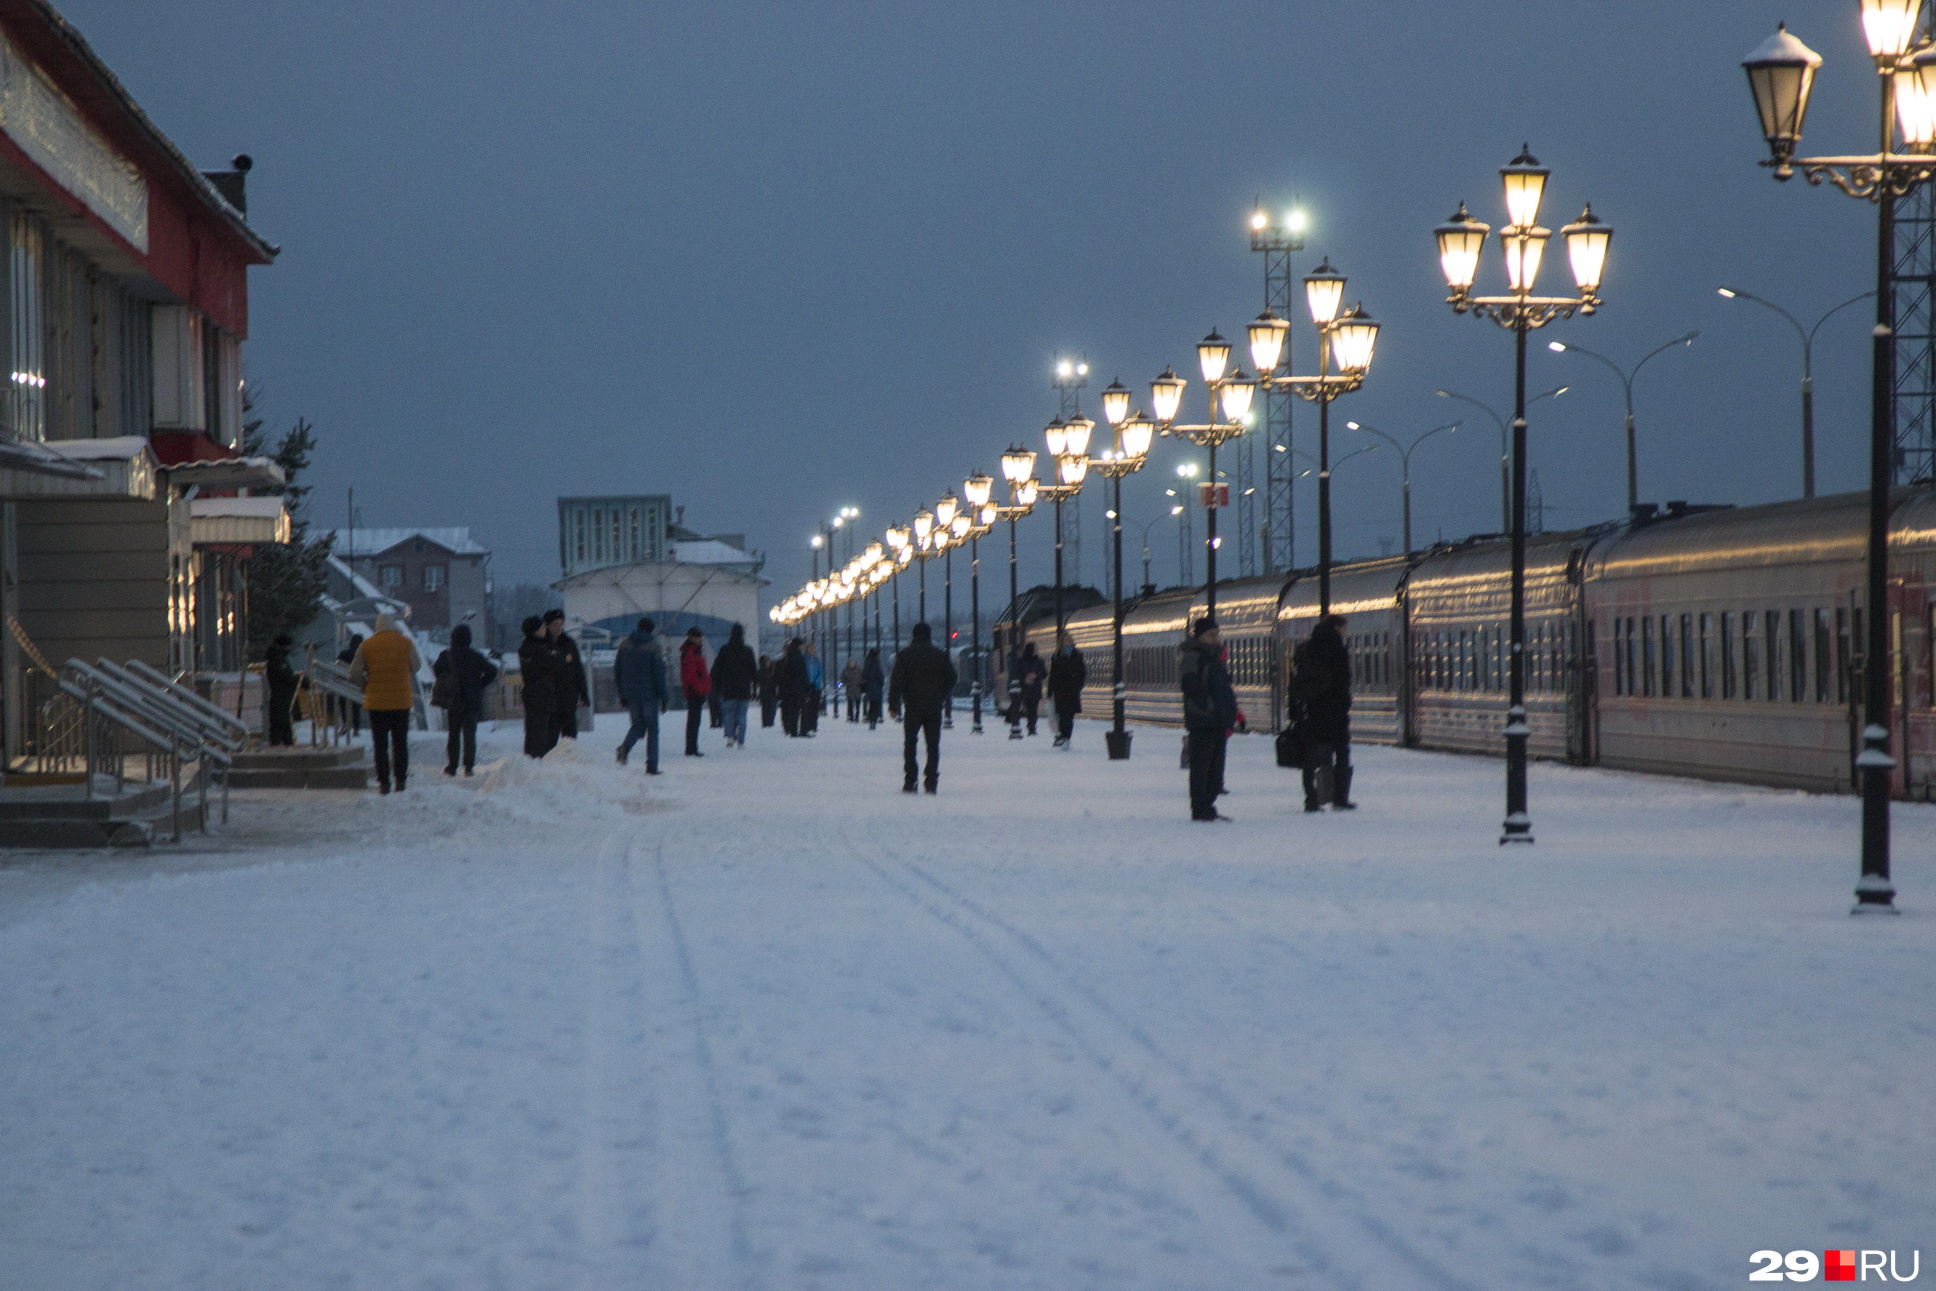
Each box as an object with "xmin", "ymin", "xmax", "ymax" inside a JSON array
[{"xmin": 613, "ymin": 617, "xmax": 669, "ymax": 774}]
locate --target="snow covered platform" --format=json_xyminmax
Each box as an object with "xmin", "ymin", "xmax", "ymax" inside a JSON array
[{"xmin": 1, "ymin": 718, "xmax": 1930, "ymax": 1289}]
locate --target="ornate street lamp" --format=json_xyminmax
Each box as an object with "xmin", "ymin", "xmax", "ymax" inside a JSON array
[
  {"xmin": 1038, "ymin": 416, "xmax": 1092, "ymax": 640},
  {"xmin": 1257, "ymin": 260, "xmax": 1381, "ymax": 615},
  {"xmin": 995, "ymin": 448, "xmax": 1039, "ymax": 738},
  {"xmin": 1740, "ymin": 8, "xmax": 1929, "ymax": 911},
  {"xmin": 1093, "ymin": 393, "xmax": 1156, "ymax": 759},
  {"xmin": 1436, "ymin": 145, "xmax": 1611, "ymax": 847},
  {"xmin": 911, "ymin": 508, "xmax": 936, "ymax": 620},
  {"xmin": 1146, "ymin": 336, "xmax": 1255, "ymax": 621},
  {"xmin": 963, "ymin": 471, "xmax": 995, "ymax": 732}
]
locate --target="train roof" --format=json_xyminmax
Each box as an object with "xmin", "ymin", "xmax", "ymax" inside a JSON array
[
  {"xmin": 1585, "ymin": 489, "xmax": 1913, "ymax": 580},
  {"xmin": 1189, "ymin": 572, "xmax": 1292, "ymax": 635},
  {"xmin": 1120, "ymin": 585, "xmax": 1200, "ymax": 639},
  {"xmin": 1278, "ymin": 554, "xmax": 1414, "ymax": 624}
]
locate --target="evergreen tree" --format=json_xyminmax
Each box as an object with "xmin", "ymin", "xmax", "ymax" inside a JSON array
[{"xmin": 241, "ymin": 395, "xmax": 335, "ymax": 661}]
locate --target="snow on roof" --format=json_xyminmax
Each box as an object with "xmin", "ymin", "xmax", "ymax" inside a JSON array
[
  {"xmin": 38, "ymin": 436, "xmax": 152, "ymax": 462},
  {"xmin": 189, "ymin": 495, "xmax": 287, "ymax": 518},
  {"xmin": 668, "ymin": 538, "xmax": 757, "ymax": 565},
  {"xmin": 337, "ymin": 527, "xmax": 489, "ymax": 557}
]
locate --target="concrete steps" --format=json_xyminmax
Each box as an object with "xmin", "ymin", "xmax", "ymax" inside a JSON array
[
  {"xmin": 228, "ymin": 746, "xmax": 368, "ymax": 791},
  {"xmin": 0, "ymin": 773, "xmax": 209, "ymax": 848}
]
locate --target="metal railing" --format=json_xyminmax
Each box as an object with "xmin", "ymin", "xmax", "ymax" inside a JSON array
[
  {"xmin": 303, "ymin": 652, "xmax": 366, "ymax": 745},
  {"xmin": 50, "ymin": 659, "xmax": 243, "ymax": 840}
]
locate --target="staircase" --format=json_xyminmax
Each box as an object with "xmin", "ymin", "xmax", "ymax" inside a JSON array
[
  {"xmin": 0, "ymin": 772, "xmax": 209, "ymax": 848},
  {"xmin": 227, "ymin": 745, "xmax": 368, "ymax": 790}
]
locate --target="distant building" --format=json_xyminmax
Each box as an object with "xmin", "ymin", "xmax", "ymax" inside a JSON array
[
  {"xmin": 337, "ymin": 528, "xmax": 490, "ymax": 644},
  {"xmin": 555, "ymin": 498, "xmax": 766, "ymax": 643}
]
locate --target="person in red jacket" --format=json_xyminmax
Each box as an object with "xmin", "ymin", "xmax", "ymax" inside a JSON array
[{"xmin": 679, "ymin": 627, "xmax": 711, "ymax": 758}]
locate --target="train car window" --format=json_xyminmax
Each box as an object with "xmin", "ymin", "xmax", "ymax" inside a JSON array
[
  {"xmin": 1676, "ymin": 614, "xmax": 1692, "ymax": 698},
  {"xmin": 1786, "ymin": 610, "xmax": 1805, "ymax": 703},
  {"xmin": 1659, "ymin": 615, "xmax": 1675, "ymax": 699},
  {"xmin": 1642, "ymin": 617, "xmax": 1657, "ymax": 697},
  {"xmin": 1698, "ymin": 613, "xmax": 1713, "ymax": 698},
  {"xmin": 1892, "ymin": 612, "xmax": 1905, "ymax": 712},
  {"xmin": 1719, "ymin": 612, "xmax": 1736, "ymax": 699},
  {"xmin": 1612, "ymin": 619, "xmax": 1626, "ymax": 696},
  {"xmin": 1764, "ymin": 610, "xmax": 1783, "ymax": 701},
  {"xmin": 1743, "ymin": 612, "xmax": 1760, "ymax": 700},
  {"xmin": 1814, "ymin": 609, "xmax": 1832, "ymax": 703},
  {"xmin": 1838, "ymin": 609, "xmax": 1853, "ymax": 704}
]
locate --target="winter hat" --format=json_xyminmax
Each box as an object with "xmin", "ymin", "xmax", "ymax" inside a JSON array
[
  {"xmin": 374, "ymin": 613, "xmax": 396, "ymax": 632},
  {"xmin": 911, "ymin": 622, "xmax": 932, "ymax": 640},
  {"xmin": 1192, "ymin": 616, "xmax": 1218, "ymax": 637}
]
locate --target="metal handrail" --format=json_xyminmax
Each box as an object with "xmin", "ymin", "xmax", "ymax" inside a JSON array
[
  {"xmin": 58, "ymin": 667, "xmax": 190, "ymax": 840},
  {"xmin": 122, "ymin": 660, "xmax": 250, "ymax": 749},
  {"xmin": 58, "ymin": 659, "xmax": 236, "ymax": 837},
  {"xmin": 94, "ymin": 660, "xmax": 235, "ymax": 825}
]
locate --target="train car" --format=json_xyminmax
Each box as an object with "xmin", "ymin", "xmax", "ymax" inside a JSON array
[
  {"xmin": 1406, "ymin": 527, "xmax": 1606, "ymax": 762},
  {"xmin": 1190, "ymin": 574, "xmax": 1292, "ymax": 734},
  {"xmin": 1888, "ymin": 489, "xmax": 1936, "ymax": 799},
  {"xmin": 1275, "ymin": 556, "xmax": 1413, "ymax": 746},
  {"xmin": 1583, "ymin": 494, "xmax": 1876, "ymax": 791},
  {"xmin": 1116, "ymin": 587, "xmax": 1200, "ymax": 726},
  {"xmin": 1018, "ymin": 597, "xmax": 1117, "ymax": 715}
]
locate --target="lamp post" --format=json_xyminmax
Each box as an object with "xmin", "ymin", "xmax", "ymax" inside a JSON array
[
  {"xmin": 1345, "ymin": 420, "xmax": 1461, "ymax": 554},
  {"xmin": 934, "ymin": 492, "xmax": 961, "ymax": 728},
  {"xmin": 1740, "ymin": 7, "xmax": 1932, "ymax": 911},
  {"xmin": 885, "ymin": 524, "xmax": 911, "ymax": 652},
  {"xmin": 1038, "ymin": 416, "xmax": 1093, "ymax": 638},
  {"xmin": 1436, "ymin": 146, "xmax": 1612, "ymax": 846},
  {"xmin": 1436, "ymin": 386, "xmax": 1569, "ymax": 530},
  {"xmin": 1254, "ymin": 260, "xmax": 1381, "ymax": 616},
  {"xmin": 1717, "ymin": 286, "xmax": 1877, "ymax": 498},
  {"xmin": 911, "ymin": 508, "xmax": 935, "ymax": 621},
  {"xmin": 1546, "ymin": 333, "xmax": 1697, "ymax": 514},
  {"xmin": 996, "ymin": 447, "xmax": 1039, "ymax": 739},
  {"xmin": 963, "ymin": 474, "xmax": 997, "ymax": 734},
  {"xmin": 1146, "ymin": 338, "xmax": 1254, "ymax": 622},
  {"xmin": 1095, "ymin": 380, "xmax": 1156, "ymax": 759}
]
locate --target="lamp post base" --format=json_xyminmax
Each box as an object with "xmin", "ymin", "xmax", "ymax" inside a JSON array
[
  {"xmin": 1853, "ymin": 871, "xmax": 1899, "ymax": 914},
  {"xmin": 1500, "ymin": 812, "xmax": 1534, "ymax": 846},
  {"xmin": 1106, "ymin": 730, "xmax": 1132, "ymax": 760}
]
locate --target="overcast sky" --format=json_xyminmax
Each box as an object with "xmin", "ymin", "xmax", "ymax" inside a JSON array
[{"xmin": 59, "ymin": 0, "xmax": 1897, "ymax": 597}]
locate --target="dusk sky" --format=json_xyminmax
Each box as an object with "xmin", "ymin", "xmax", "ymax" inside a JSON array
[{"xmin": 58, "ymin": 0, "xmax": 1894, "ymax": 596}]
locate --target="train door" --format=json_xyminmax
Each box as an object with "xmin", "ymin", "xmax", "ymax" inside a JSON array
[{"xmin": 1566, "ymin": 547, "xmax": 1596, "ymax": 766}]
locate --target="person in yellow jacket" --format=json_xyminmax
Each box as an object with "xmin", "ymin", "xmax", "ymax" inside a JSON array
[{"xmin": 348, "ymin": 613, "xmax": 422, "ymax": 794}]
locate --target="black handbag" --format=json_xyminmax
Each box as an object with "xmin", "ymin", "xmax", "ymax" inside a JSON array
[{"xmin": 1275, "ymin": 723, "xmax": 1306, "ymax": 769}]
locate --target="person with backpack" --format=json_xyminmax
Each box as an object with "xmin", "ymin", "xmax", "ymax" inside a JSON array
[
  {"xmin": 613, "ymin": 617, "xmax": 668, "ymax": 772},
  {"xmin": 679, "ymin": 627, "xmax": 711, "ymax": 757},
  {"xmin": 710, "ymin": 623, "xmax": 758, "ymax": 748},
  {"xmin": 432, "ymin": 623, "xmax": 498, "ymax": 776},
  {"xmin": 1179, "ymin": 617, "xmax": 1237, "ymax": 821},
  {"xmin": 1292, "ymin": 612, "xmax": 1356, "ymax": 812}
]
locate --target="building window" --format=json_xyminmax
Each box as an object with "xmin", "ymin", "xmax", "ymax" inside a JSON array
[
  {"xmin": 424, "ymin": 565, "xmax": 446, "ymax": 592},
  {"xmin": 380, "ymin": 565, "xmax": 403, "ymax": 588}
]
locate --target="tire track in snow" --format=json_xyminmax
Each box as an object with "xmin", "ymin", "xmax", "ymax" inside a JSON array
[
  {"xmin": 575, "ymin": 832, "xmax": 760, "ymax": 1289},
  {"xmin": 848, "ymin": 817, "xmax": 1480, "ymax": 1291}
]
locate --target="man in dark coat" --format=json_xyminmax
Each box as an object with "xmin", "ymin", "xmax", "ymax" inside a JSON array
[
  {"xmin": 757, "ymin": 655, "xmax": 779, "ymax": 728},
  {"xmin": 335, "ymin": 633, "xmax": 364, "ymax": 734},
  {"xmin": 710, "ymin": 622, "xmax": 758, "ymax": 747},
  {"xmin": 1046, "ymin": 630, "xmax": 1087, "ymax": 749},
  {"xmin": 432, "ymin": 623, "xmax": 499, "ymax": 776},
  {"xmin": 1179, "ymin": 616, "xmax": 1237, "ymax": 821},
  {"xmin": 613, "ymin": 617, "xmax": 668, "ymax": 772},
  {"xmin": 1016, "ymin": 641, "xmax": 1046, "ymax": 736},
  {"xmin": 777, "ymin": 639, "xmax": 809, "ymax": 736},
  {"xmin": 888, "ymin": 621, "xmax": 958, "ymax": 794},
  {"xmin": 544, "ymin": 609, "xmax": 590, "ymax": 742},
  {"xmin": 861, "ymin": 647, "xmax": 885, "ymax": 728},
  {"xmin": 264, "ymin": 633, "xmax": 298, "ymax": 746},
  {"xmin": 1294, "ymin": 612, "xmax": 1355, "ymax": 811},
  {"xmin": 518, "ymin": 615, "xmax": 557, "ymax": 759}
]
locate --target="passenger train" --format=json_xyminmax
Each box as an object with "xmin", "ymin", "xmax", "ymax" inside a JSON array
[{"xmin": 991, "ymin": 486, "xmax": 1936, "ymax": 800}]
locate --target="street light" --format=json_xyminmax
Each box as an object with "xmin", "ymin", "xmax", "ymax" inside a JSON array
[
  {"xmin": 1344, "ymin": 420, "xmax": 1461, "ymax": 554},
  {"xmin": 995, "ymin": 447, "xmax": 1039, "ymax": 739},
  {"xmin": 1094, "ymin": 391, "xmax": 1156, "ymax": 759},
  {"xmin": 1716, "ymin": 286, "xmax": 1876, "ymax": 498},
  {"xmin": 962, "ymin": 491, "xmax": 997, "ymax": 734},
  {"xmin": 1546, "ymin": 332, "xmax": 1698, "ymax": 514},
  {"xmin": 1146, "ymin": 334, "xmax": 1257, "ymax": 620},
  {"xmin": 1038, "ymin": 415, "xmax": 1092, "ymax": 641},
  {"xmin": 1436, "ymin": 385, "xmax": 1568, "ymax": 530},
  {"xmin": 1260, "ymin": 258, "xmax": 1382, "ymax": 614},
  {"xmin": 1436, "ymin": 144, "xmax": 1611, "ymax": 847},
  {"xmin": 1740, "ymin": 11, "xmax": 1926, "ymax": 912}
]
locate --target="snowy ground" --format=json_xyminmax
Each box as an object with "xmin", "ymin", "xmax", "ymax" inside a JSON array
[{"xmin": 1, "ymin": 712, "xmax": 1931, "ymax": 1291}]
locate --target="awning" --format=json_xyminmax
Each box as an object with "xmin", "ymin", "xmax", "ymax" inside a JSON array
[
  {"xmin": 0, "ymin": 436, "xmax": 157, "ymax": 500},
  {"xmin": 164, "ymin": 455, "xmax": 286, "ymax": 492},
  {"xmin": 190, "ymin": 495, "xmax": 291, "ymax": 546}
]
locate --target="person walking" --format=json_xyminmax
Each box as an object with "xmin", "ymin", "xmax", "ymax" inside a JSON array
[
  {"xmin": 1293, "ymin": 612, "xmax": 1356, "ymax": 812},
  {"xmin": 778, "ymin": 639, "xmax": 809, "ymax": 736},
  {"xmin": 544, "ymin": 610, "xmax": 589, "ymax": 743},
  {"xmin": 518, "ymin": 615, "xmax": 557, "ymax": 759},
  {"xmin": 1046, "ymin": 630, "xmax": 1087, "ymax": 749},
  {"xmin": 432, "ymin": 623, "xmax": 498, "ymax": 776},
  {"xmin": 711, "ymin": 622, "xmax": 757, "ymax": 748},
  {"xmin": 264, "ymin": 633, "xmax": 298, "ymax": 747},
  {"xmin": 888, "ymin": 621, "xmax": 957, "ymax": 794},
  {"xmin": 1179, "ymin": 616, "xmax": 1236, "ymax": 822},
  {"xmin": 758, "ymin": 655, "xmax": 779, "ymax": 728},
  {"xmin": 802, "ymin": 641, "xmax": 825, "ymax": 736},
  {"xmin": 679, "ymin": 627, "xmax": 711, "ymax": 757},
  {"xmin": 336, "ymin": 633, "xmax": 365, "ymax": 734},
  {"xmin": 1016, "ymin": 641, "xmax": 1046, "ymax": 736},
  {"xmin": 840, "ymin": 657, "xmax": 864, "ymax": 722},
  {"xmin": 349, "ymin": 612, "xmax": 422, "ymax": 794},
  {"xmin": 613, "ymin": 617, "xmax": 668, "ymax": 773},
  {"xmin": 862, "ymin": 646, "xmax": 885, "ymax": 729}
]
